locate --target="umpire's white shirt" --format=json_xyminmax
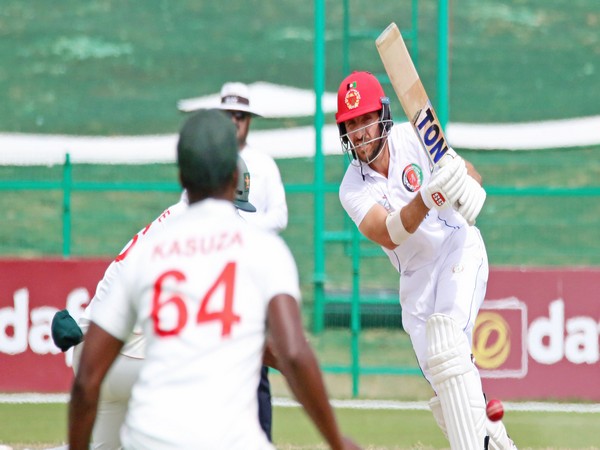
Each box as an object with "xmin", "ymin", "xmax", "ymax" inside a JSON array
[
  {"xmin": 239, "ymin": 144, "xmax": 288, "ymax": 233},
  {"xmin": 92, "ymin": 199, "xmax": 300, "ymax": 450}
]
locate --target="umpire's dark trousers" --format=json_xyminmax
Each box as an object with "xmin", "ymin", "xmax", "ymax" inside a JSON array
[{"xmin": 257, "ymin": 365, "xmax": 272, "ymax": 440}]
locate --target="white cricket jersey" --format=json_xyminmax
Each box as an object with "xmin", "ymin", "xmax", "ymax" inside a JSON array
[
  {"xmin": 91, "ymin": 199, "xmax": 300, "ymax": 450},
  {"xmin": 339, "ymin": 122, "xmax": 468, "ymax": 273},
  {"xmin": 79, "ymin": 199, "xmax": 188, "ymax": 359},
  {"xmin": 239, "ymin": 144, "xmax": 288, "ymax": 233}
]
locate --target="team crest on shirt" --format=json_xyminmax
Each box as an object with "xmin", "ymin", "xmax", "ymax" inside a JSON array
[
  {"xmin": 345, "ymin": 89, "xmax": 360, "ymax": 109},
  {"xmin": 402, "ymin": 163, "xmax": 423, "ymax": 192}
]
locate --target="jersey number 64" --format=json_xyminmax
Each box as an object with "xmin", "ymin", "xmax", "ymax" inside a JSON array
[{"xmin": 150, "ymin": 262, "xmax": 241, "ymax": 338}]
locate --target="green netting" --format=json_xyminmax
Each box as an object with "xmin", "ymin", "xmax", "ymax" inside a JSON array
[
  {"xmin": 2, "ymin": 0, "xmax": 599, "ymax": 397},
  {"xmin": 1, "ymin": 149, "xmax": 598, "ymax": 289},
  {"xmin": 1, "ymin": 151, "xmax": 599, "ymax": 399}
]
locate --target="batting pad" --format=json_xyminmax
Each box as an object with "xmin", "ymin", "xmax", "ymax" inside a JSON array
[
  {"xmin": 486, "ymin": 418, "xmax": 515, "ymax": 450},
  {"xmin": 427, "ymin": 314, "xmax": 486, "ymax": 450},
  {"xmin": 429, "ymin": 396, "xmax": 448, "ymax": 439},
  {"xmin": 431, "ymin": 394, "xmax": 515, "ymax": 450}
]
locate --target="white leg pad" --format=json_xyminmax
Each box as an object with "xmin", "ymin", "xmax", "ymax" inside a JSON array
[
  {"xmin": 432, "ymin": 395, "xmax": 516, "ymax": 449},
  {"xmin": 432, "ymin": 390, "xmax": 516, "ymax": 449},
  {"xmin": 486, "ymin": 418, "xmax": 516, "ymax": 450},
  {"xmin": 427, "ymin": 313, "xmax": 487, "ymax": 450},
  {"xmin": 429, "ymin": 396, "xmax": 448, "ymax": 439}
]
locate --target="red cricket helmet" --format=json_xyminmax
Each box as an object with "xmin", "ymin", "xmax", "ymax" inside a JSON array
[
  {"xmin": 335, "ymin": 71, "xmax": 387, "ymax": 124},
  {"xmin": 335, "ymin": 71, "xmax": 393, "ymax": 165}
]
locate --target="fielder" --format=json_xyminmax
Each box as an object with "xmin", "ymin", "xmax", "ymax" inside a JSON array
[
  {"xmin": 68, "ymin": 109, "xmax": 361, "ymax": 450},
  {"xmin": 335, "ymin": 71, "xmax": 516, "ymax": 450},
  {"xmin": 53, "ymin": 154, "xmax": 257, "ymax": 449}
]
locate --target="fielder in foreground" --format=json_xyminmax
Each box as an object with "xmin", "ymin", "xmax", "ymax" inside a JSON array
[
  {"xmin": 335, "ymin": 71, "xmax": 516, "ymax": 450},
  {"xmin": 68, "ymin": 109, "xmax": 361, "ymax": 450},
  {"xmin": 216, "ymin": 81, "xmax": 288, "ymax": 440},
  {"xmin": 52, "ymin": 155, "xmax": 255, "ymax": 449}
]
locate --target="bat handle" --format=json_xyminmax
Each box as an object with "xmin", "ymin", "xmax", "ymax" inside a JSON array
[{"xmin": 437, "ymin": 148, "xmax": 457, "ymax": 168}]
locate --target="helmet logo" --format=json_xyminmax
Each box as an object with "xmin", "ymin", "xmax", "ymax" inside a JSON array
[
  {"xmin": 344, "ymin": 88, "xmax": 361, "ymax": 110},
  {"xmin": 402, "ymin": 163, "xmax": 423, "ymax": 192},
  {"xmin": 244, "ymin": 172, "xmax": 251, "ymax": 192}
]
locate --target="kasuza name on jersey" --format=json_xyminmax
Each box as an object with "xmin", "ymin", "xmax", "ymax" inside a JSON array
[{"xmin": 152, "ymin": 231, "xmax": 243, "ymax": 259}]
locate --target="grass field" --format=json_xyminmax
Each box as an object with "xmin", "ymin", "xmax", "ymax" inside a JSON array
[
  {"xmin": 1, "ymin": 400, "xmax": 599, "ymax": 449},
  {"xmin": 1, "ymin": 0, "xmax": 598, "ymax": 135}
]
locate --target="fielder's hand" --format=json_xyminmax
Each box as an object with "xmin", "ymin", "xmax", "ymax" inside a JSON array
[
  {"xmin": 456, "ymin": 176, "xmax": 486, "ymax": 225},
  {"xmin": 420, "ymin": 155, "xmax": 467, "ymax": 210}
]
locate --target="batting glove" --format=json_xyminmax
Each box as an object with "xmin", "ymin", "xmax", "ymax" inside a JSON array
[
  {"xmin": 420, "ymin": 156, "xmax": 467, "ymax": 210},
  {"xmin": 443, "ymin": 169, "xmax": 470, "ymax": 206},
  {"xmin": 456, "ymin": 176, "xmax": 487, "ymax": 225}
]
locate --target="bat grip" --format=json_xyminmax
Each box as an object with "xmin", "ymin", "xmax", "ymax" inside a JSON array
[{"xmin": 436, "ymin": 148, "xmax": 458, "ymax": 168}]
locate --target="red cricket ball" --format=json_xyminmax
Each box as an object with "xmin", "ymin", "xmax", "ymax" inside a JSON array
[{"xmin": 486, "ymin": 399, "xmax": 504, "ymax": 422}]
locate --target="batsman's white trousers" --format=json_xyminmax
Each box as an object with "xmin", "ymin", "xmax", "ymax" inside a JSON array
[
  {"xmin": 73, "ymin": 344, "xmax": 143, "ymax": 449},
  {"xmin": 400, "ymin": 225, "xmax": 489, "ymax": 387}
]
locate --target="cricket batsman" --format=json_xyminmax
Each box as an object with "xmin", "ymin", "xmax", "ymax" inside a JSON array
[{"xmin": 335, "ymin": 71, "xmax": 516, "ymax": 450}]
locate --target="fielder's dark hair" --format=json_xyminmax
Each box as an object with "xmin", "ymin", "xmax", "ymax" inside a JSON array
[{"xmin": 177, "ymin": 109, "xmax": 238, "ymax": 197}]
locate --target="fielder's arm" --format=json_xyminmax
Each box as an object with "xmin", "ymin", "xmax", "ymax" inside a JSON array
[
  {"xmin": 267, "ymin": 294, "xmax": 361, "ymax": 450},
  {"xmin": 69, "ymin": 323, "xmax": 124, "ymax": 450}
]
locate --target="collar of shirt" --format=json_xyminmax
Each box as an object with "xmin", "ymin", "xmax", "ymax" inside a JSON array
[{"xmin": 187, "ymin": 198, "xmax": 238, "ymax": 217}]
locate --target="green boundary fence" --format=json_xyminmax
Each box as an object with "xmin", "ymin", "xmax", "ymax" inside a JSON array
[
  {"xmin": 2, "ymin": 0, "xmax": 598, "ymax": 397},
  {"xmin": 2, "ymin": 154, "xmax": 599, "ymax": 399}
]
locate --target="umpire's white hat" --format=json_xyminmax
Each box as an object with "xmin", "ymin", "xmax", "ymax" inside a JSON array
[{"xmin": 218, "ymin": 82, "xmax": 262, "ymax": 117}]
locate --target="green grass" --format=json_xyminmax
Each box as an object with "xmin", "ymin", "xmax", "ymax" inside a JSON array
[
  {"xmin": 0, "ymin": 403, "xmax": 68, "ymax": 447},
  {"xmin": 0, "ymin": 0, "xmax": 598, "ymax": 135},
  {"xmin": 1, "ymin": 402, "xmax": 599, "ymax": 449},
  {"xmin": 274, "ymin": 408, "xmax": 600, "ymax": 449}
]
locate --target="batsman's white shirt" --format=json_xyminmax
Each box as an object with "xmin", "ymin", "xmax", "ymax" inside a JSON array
[
  {"xmin": 339, "ymin": 122, "xmax": 472, "ymax": 272},
  {"xmin": 239, "ymin": 144, "xmax": 288, "ymax": 233},
  {"xmin": 92, "ymin": 199, "xmax": 300, "ymax": 450},
  {"xmin": 339, "ymin": 122, "xmax": 488, "ymax": 382}
]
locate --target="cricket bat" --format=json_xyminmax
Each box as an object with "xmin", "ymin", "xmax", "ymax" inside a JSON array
[{"xmin": 376, "ymin": 22, "xmax": 450, "ymax": 167}]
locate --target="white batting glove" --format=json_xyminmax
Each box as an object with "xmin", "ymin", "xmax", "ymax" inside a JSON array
[
  {"xmin": 456, "ymin": 176, "xmax": 486, "ymax": 225},
  {"xmin": 434, "ymin": 148, "xmax": 470, "ymax": 206},
  {"xmin": 443, "ymin": 169, "xmax": 470, "ymax": 206},
  {"xmin": 420, "ymin": 156, "xmax": 467, "ymax": 210}
]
